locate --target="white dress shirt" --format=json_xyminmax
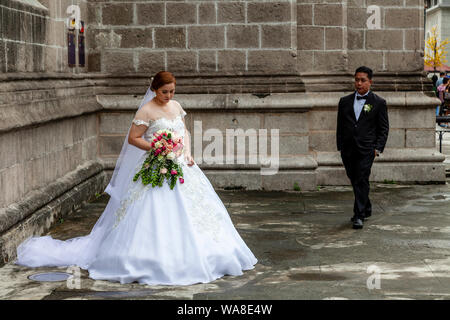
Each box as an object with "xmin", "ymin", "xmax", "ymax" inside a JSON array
[{"xmin": 353, "ymin": 90, "xmax": 370, "ymax": 121}]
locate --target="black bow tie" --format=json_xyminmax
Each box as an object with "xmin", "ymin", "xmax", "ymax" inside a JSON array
[{"xmin": 356, "ymin": 95, "xmax": 367, "ymax": 100}]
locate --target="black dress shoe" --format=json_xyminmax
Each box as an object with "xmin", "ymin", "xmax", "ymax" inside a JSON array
[
  {"xmin": 352, "ymin": 218, "xmax": 364, "ymax": 229},
  {"xmin": 351, "ymin": 213, "xmax": 371, "ymax": 222}
]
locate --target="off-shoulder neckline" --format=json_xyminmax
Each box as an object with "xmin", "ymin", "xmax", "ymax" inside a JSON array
[{"xmin": 148, "ymin": 114, "xmax": 183, "ymax": 123}]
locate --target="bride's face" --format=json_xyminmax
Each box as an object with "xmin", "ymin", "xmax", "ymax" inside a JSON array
[{"xmin": 154, "ymin": 82, "xmax": 175, "ymax": 105}]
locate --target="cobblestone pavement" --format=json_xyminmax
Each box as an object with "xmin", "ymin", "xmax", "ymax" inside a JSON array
[{"xmin": 1, "ymin": 180, "xmax": 450, "ymax": 300}]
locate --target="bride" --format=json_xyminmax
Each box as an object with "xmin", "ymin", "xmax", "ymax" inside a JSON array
[{"xmin": 15, "ymin": 71, "xmax": 258, "ymax": 286}]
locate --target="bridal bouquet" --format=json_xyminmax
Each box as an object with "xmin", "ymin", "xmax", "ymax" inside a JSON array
[{"xmin": 133, "ymin": 129, "xmax": 184, "ymax": 189}]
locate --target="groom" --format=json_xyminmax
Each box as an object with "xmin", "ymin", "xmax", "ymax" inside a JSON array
[{"xmin": 336, "ymin": 66, "xmax": 389, "ymax": 229}]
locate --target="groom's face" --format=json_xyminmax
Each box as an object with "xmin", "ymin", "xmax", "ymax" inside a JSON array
[{"xmin": 354, "ymin": 72, "xmax": 373, "ymax": 95}]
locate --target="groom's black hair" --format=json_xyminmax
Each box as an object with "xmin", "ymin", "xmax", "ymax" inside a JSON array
[{"xmin": 355, "ymin": 66, "xmax": 373, "ymax": 80}]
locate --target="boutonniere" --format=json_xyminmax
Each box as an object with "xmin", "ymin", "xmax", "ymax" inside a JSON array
[{"xmin": 363, "ymin": 104, "xmax": 373, "ymax": 113}]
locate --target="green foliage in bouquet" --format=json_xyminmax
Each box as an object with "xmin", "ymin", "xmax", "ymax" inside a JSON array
[
  {"xmin": 133, "ymin": 129, "xmax": 185, "ymax": 190},
  {"xmin": 133, "ymin": 156, "xmax": 184, "ymax": 190}
]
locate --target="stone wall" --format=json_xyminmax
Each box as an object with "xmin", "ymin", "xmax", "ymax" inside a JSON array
[
  {"xmin": 297, "ymin": 0, "xmax": 424, "ymax": 73},
  {"xmin": 85, "ymin": 0, "xmax": 425, "ymax": 76},
  {"xmin": 0, "ymin": 0, "xmax": 426, "ymax": 77},
  {"xmin": 96, "ymin": 90, "xmax": 445, "ymax": 192},
  {"xmin": 0, "ymin": 0, "xmax": 89, "ymax": 73},
  {"xmin": 0, "ymin": 0, "xmax": 47, "ymax": 72},
  {"xmin": 86, "ymin": 0, "xmax": 297, "ymax": 75},
  {"xmin": 0, "ymin": 75, "xmax": 105, "ymax": 264},
  {"xmin": 0, "ymin": 0, "xmax": 99, "ymax": 222}
]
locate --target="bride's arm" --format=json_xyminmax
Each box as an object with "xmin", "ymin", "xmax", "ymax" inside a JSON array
[
  {"xmin": 182, "ymin": 120, "xmax": 192, "ymax": 157},
  {"xmin": 179, "ymin": 110, "xmax": 194, "ymax": 166},
  {"xmin": 128, "ymin": 124, "xmax": 151, "ymax": 151},
  {"xmin": 128, "ymin": 105, "xmax": 153, "ymax": 151},
  {"xmin": 183, "ymin": 128, "xmax": 194, "ymax": 166}
]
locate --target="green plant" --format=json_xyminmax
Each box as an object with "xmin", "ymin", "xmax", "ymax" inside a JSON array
[
  {"xmin": 59, "ymin": 218, "xmax": 64, "ymax": 224},
  {"xmin": 293, "ymin": 182, "xmax": 301, "ymax": 192},
  {"xmin": 383, "ymin": 179, "xmax": 396, "ymax": 184},
  {"xmin": 95, "ymin": 192, "xmax": 101, "ymax": 198}
]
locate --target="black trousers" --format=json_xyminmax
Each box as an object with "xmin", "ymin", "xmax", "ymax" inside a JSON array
[{"xmin": 340, "ymin": 148, "xmax": 375, "ymax": 219}]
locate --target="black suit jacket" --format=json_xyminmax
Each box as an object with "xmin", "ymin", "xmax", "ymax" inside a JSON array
[{"xmin": 336, "ymin": 91, "xmax": 389, "ymax": 153}]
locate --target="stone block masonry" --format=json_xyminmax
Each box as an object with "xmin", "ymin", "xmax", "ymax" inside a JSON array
[
  {"xmin": 86, "ymin": 0, "xmax": 297, "ymax": 75},
  {"xmin": 0, "ymin": 0, "xmax": 91, "ymax": 73},
  {"xmin": 297, "ymin": 0, "xmax": 424, "ymax": 73},
  {"xmin": 0, "ymin": 0, "xmax": 47, "ymax": 72},
  {"xmin": 0, "ymin": 0, "xmax": 427, "ymax": 76}
]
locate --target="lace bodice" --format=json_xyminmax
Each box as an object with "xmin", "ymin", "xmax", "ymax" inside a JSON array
[{"xmin": 132, "ymin": 111, "xmax": 187, "ymax": 142}]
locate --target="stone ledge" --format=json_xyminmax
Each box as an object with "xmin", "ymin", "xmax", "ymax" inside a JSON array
[
  {"xmin": 203, "ymin": 169, "xmax": 317, "ymax": 191},
  {"xmin": 96, "ymin": 91, "xmax": 439, "ymax": 113},
  {"xmin": 317, "ymin": 162, "xmax": 446, "ymax": 186},
  {"xmin": 0, "ymin": 78, "xmax": 96, "ymax": 94},
  {"xmin": 0, "ymin": 170, "xmax": 108, "ymax": 266},
  {"xmin": 12, "ymin": 0, "xmax": 48, "ymax": 11},
  {"xmin": 0, "ymin": 78, "xmax": 102, "ymax": 134},
  {"xmin": 0, "ymin": 160, "xmax": 104, "ymax": 235},
  {"xmin": 298, "ymin": 72, "xmax": 432, "ymax": 92},
  {"xmin": 0, "ymin": 0, "xmax": 48, "ymax": 14},
  {"xmin": 197, "ymin": 155, "xmax": 318, "ymax": 170},
  {"xmin": 0, "ymin": 96, "xmax": 100, "ymax": 134},
  {"xmin": 371, "ymin": 162, "xmax": 446, "ymax": 183},
  {"xmin": 97, "ymin": 93, "xmax": 318, "ymax": 111},
  {"xmin": 316, "ymin": 149, "xmax": 446, "ymax": 166},
  {"xmin": 100, "ymin": 155, "xmax": 318, "ymax": 170},
  {"xmin": 1, "ymin": 73, "xmax": 304, "ymax": 95},
  {"xmin": 0, "ymin": 72, "xmax": 432, "ymax": 94}
]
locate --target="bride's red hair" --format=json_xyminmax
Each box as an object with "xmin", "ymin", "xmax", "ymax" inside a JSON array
[{"xmin": 151, "ymin": 71, "xmax": 176, "ymax": 91}]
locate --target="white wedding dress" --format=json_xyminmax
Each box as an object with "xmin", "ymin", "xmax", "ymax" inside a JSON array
[{"xmin": 15, "ymin": 111, "xmax": 257, "ymax": 286}]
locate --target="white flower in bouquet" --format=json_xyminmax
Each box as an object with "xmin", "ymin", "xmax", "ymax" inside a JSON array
[{"xmin": 167, "ymin": 152, "xmax": 176, "ymax": 160}]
